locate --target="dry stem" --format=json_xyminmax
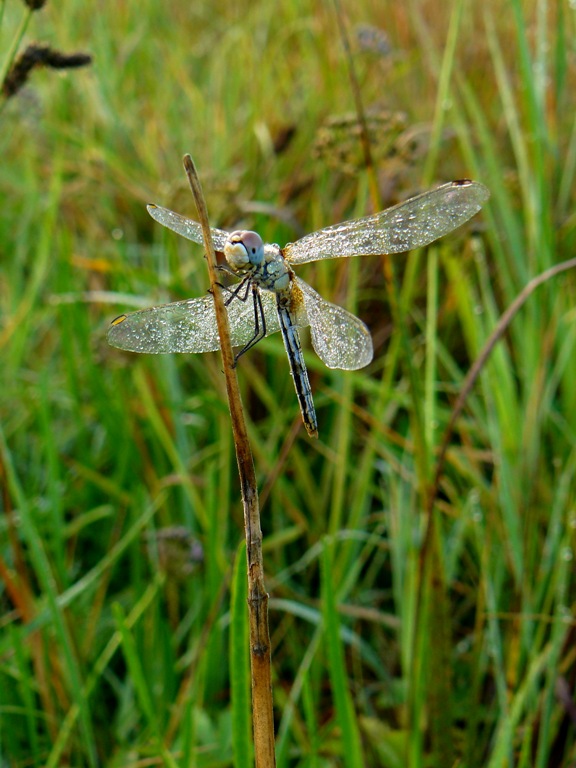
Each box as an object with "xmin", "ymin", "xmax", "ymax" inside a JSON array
[{"xmin": 183, "ymin": 155, "xmax": 276, "ymax": 767}]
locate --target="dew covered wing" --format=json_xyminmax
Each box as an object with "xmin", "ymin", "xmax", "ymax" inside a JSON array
[
  {"xmin": 107, "ymin": 296, "xmax": 222, "ymax": 353},
  {"xmin": 284, "ymin": 180, "xmax": 489, "ymax": 263},
  {"xmin": 108, "ymin": 288, "xmax": 289, "ymax": 354},
  {"xmin": 295, "ymin": 277, "xmax": 373, "ymax": 370}
]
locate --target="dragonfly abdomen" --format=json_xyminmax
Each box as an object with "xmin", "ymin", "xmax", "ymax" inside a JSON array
[{"xmin": 276, "ymin": 295, "xmax": 318, "ymax": 438}]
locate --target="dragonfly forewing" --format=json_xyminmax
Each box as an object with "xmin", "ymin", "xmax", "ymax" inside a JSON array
[
  {"xmin": 283, "ymin": 180, "xmax": 489, "ymax": 264},
  {"xmin": 147, "ymin": 204, "xmax": 230, "ymax": 251},
  {"xmin": 108, "ymin": 288, "xmax": 285, "ymax": 354}
]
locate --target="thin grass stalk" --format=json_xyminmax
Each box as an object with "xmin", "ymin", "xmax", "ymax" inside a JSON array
[
  {"xmin": 331, "ymin": 0, "xmax": 410, "ymax": 345},
  {"xmin": 230, "ymin": 542, "xmax": 252, "ymax": 768},
  {"xmin": 422, "ymin": 246, "xmax": 456, "ymax": 768},
  {"xmin": 320, "ymin": 539, "xmax": 364, "ymax": 766},
  {"xmin": 112, "ymin": 602, "xmax": 180, "ymax": 768},
  {"xmin": 534, "ymin": 526, "xmax": 573, "ymax": 768},
  {"xmin": 421, "ymin": 0, "xmax": 465, "ymax": 185},
  {"xmin": 165, "ymin": 574, "xmax": 230, "ymax": 742},
  {"xmin": 183, "ymin": 155, "xmax": 275, "ymax": 767},
  {"xmin": 426, "ymin": 256, "xmax": 576, "ymax": 515},
  {"xmin": 331, "ymin": 0, "xmax": 407, "ymax": 382},
  {"xmin": 417, "ymin": 6, "xmax": 467, "ymax": 763},
  {"xmin": 0, "ymin": 5, "xmax": 33, "ymax": 88},
  {"xmin": 331, "ymin": 0, "xmax": 380, "ymax": 212}
]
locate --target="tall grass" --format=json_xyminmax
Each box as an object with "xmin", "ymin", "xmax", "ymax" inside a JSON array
[{"xmin": 0, "ymin": 0, "xmax": 575, "ymax": 766}]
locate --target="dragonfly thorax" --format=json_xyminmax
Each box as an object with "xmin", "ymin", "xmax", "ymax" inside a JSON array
[
  {"xmin": 258, "ymin": 243, "xmax": 291, "ymax": 292},
  {"xmin": 225, "ymin": 232, "xmax": 291, "ymax": 293}
]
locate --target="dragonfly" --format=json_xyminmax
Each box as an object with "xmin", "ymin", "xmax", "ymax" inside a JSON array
[{"xmin": 108, "ymin": 179, "xmax": 489, "ymax": 438}]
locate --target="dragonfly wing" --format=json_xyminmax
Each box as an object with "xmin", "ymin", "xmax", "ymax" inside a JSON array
[
  {"xmin": 147, "ymin": 204, "xmax": 230, "ymax": 251},
  {"xmin": 108, "ymin": 295, "xmax": 219, "ymax": 353},
  {"xmin": 294, "ymin": 277, "xmax": 373, "ymax": 370},
  {"xmin": 284, "ymin": 180, "xmax": 489, "ymax": 264},
  {"xmin": 108, "ymin": 289, "xmax": 281, "ymax": 354}
]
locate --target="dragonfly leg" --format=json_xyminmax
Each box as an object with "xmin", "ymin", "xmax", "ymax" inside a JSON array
[
  {"xmin": 216, "ymin": 264, "xmax": 236, "ymax": 277},
  {"xmin": 215, "ymin": 273, "xmax": 253, "ymax": 306},
  {"xmin": 233, "ymin": 284, "xmax": 267, "ymax": 365}
]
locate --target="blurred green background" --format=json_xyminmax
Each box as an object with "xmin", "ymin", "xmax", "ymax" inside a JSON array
[{"xmin": 1, "ymin": 0, "xmax": 575, "ymax": 766}]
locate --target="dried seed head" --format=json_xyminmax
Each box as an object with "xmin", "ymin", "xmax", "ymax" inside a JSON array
[
  {"xmin": 145, "ymin": 527, "xmax": 204, "ymax": 581},
  {"xmin": 2, "ymin": 43, "xmax": 92, "ymax": 99},
  {"xmin": 355, "ymin": 24, "xmax": 391, "ymax": 57},
  {"xmin": 22, "ymin": 0, "xmax": 48, "ymax": 10},
  {"xmin": 42, "ymin": 48, "xmax": 93, "ymax": 69}
]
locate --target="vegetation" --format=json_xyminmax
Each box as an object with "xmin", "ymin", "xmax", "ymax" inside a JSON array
[{"xmin": 0, "ymin": 0, "xmax": 574, "ymax": 766}]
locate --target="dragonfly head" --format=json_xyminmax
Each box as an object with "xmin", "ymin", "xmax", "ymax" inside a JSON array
[{"xmin": 224, "ymin": 231, "xmax": 264, "ymax": 273}]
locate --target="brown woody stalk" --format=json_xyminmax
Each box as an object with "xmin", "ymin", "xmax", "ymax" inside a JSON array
[{"xmin": 183, "ymin": 155, "xmax": 276, "ymax": 767}]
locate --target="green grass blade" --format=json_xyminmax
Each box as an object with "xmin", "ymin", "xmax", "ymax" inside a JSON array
[
  {"xmin": 320, "ymin": 537, "xmax": 364, "ymax": 766},
  {"xmin": 230, "ymin": 540, "xmax": 253, "ymax": 768}
]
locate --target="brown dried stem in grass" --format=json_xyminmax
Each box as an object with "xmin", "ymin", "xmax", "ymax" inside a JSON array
[
  {"xmin": 183, "ymin": 155, "xmax": 276, "ymax": 768},
  {"xmin": 426, "ymin": 255, "xmax": 576, "ymax": 518}
]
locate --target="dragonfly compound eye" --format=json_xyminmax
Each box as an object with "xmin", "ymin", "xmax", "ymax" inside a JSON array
[
  {"xmin": 224, "ymin": 241, "xmax": 249, "ymax": 270},
  {"xmin": 225, "ymin": 230, "xmax": 264, "ymax": 271},
  {"xmin": 241, "ymin": 231, "xmax": 264, "ymax": 263}
]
